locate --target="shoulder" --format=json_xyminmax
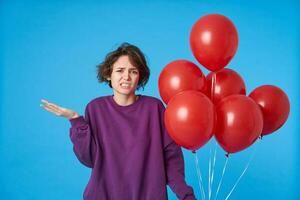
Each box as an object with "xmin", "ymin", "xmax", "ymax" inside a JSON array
[
  {"xmin": 86, "ymin": 95, "xmax": 110, "ymax": 108},
  {"xmin": 140, "ymin": 95, "xmax": 166, "ymax": 109}
]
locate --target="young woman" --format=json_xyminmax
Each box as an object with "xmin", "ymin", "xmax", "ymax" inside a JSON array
[{"xmin": 40, "ymin": 43, "xmax": 196, "ymax": 200}]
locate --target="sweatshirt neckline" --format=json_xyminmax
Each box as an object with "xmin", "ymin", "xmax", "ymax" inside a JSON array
[{"xmin": 109, "ymin": 94, "xmax": 142, "ymax": 110}]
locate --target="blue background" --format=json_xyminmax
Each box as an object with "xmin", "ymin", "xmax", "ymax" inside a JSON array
[{"xmin": 0, "ymin": 0, "xmax": 299, "ymax": 199}]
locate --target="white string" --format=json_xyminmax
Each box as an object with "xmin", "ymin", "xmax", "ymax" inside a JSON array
[
  {"xmin": 194, "ymin": 151, "xmax": 206, "ymax": 200},
  {"xmin": 208, "ymin": 148, "xmax": 212, "ymax": 200},
  {"xmin": 224, "ymin": 140, "xmax": 260, "ymax": 200},
  {"xmin": 209, "ymin": 142, "xmax": 217, "ymax": 200},
  {"xmin": 214, "ymin": 155, "xmax": 229, "ymax": 200}
]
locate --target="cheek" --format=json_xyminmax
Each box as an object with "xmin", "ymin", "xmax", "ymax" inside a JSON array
[
  {"xmin": 111, "ymin": 74, "xmax": 121, "ymax": 81},
  {"xmin": 110, "ymin": 76, "xmax": 119, "ymax": 86}
]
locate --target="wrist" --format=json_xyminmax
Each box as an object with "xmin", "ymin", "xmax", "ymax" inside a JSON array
[{"xmin": 69, "ymin": 113, "xmax": 79, "ymax": 119}]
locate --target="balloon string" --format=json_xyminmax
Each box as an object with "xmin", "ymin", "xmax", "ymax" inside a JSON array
[
  {"xmin": 224, "ymin": 139, "xmax": 260, "ymax": 200},
  {"xmin": 214, "ymin": 155, "xmax": 229, "ymax": 200},
  {"xmin": 208, "ymin": 148, "xmax": 212, "ymax": 200},
  {"xmin": 193, "ymin": 150, "xmax": 206, "ymax": 200},
  {"xmin": 209, "ymin": 142, "xmax": 217, "ymax": 200}
]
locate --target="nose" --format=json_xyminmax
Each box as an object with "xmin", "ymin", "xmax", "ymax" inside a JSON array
[{"xmin": 123, "ymin": 70, "xmax": 131, "ymax": 80}]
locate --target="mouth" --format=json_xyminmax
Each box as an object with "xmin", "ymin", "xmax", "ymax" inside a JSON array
[{"xmin": 120, "ymin": 83, "xmax": 131, "ymax": 89}]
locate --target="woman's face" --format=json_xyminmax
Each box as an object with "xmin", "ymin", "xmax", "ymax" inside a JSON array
[{"xmin": 108, "ymin": 55, "xmax": 140, "ymax": 97}]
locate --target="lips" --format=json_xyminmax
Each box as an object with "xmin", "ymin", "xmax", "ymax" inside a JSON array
[
  {"xmin": 120, "ymin": 83, "xmax": 130, "ymax": 86},
  {"xmin": 120, "ymin": 83, "xmax": 131, "ymax": 89}
]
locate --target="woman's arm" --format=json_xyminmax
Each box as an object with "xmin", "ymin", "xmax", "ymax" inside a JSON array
[
  {"xmin": 158, "ymin": 101, "xmax": 196, "ymax": 200},
  {"xmin": 69, "ymin": 106, "xmax": 98, "ymax": 168},
  {"xmin": 40, "ymin": 99, "xmax": 98, "ymax": 168},
  {"xmin": 164, "ymin": 142, "xmax": 196, "ymax": 200}
]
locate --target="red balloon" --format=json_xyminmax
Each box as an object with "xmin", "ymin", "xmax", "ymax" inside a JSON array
[
  {"xmin": 249, "ymin": 85, "xmax": 290, "ymax": 136},
  {"xmin": 206, "ymin": 68, "xmax": 246, "ymax": 104},
  {"xmin": 190, "ymin": 14, "xmax": 238, "ymax": 72},
  {"xmin": 158, "ymin": 60, "xmax": 206, "ymax": 104},
  {"xmin": 165, "ymin": 91, "xmax": 215, "ymax": 151},
  {"xmin": 215, "ymin": 95, "xmax": 263, "ymax": 154}
]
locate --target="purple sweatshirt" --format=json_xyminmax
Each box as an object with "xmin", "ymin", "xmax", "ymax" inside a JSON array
[{"xmin": 69, "ymin": 95, "xmax": 196, "ymax": 200}]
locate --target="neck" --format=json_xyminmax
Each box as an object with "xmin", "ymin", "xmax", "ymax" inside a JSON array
[{"xmin": 112, "ymin": 93, "xmax": 138, "ymax": 106}]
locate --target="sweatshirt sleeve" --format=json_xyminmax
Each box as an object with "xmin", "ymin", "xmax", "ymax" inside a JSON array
[
  {"xmin": 164, "ymin": 142, "xmax": 196, "ymax": 200},
  {"xmin": 69, "ymin": 103, "xmax": 98, "ymax": 168},
  {"xmin": 158, "ymin": 102, "xmax": 196, "ymax": 200}
]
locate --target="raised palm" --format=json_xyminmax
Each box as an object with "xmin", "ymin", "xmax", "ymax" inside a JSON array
[{"xmin": 40, "ymin": 99, "xmax": 79, "ymax": 119}]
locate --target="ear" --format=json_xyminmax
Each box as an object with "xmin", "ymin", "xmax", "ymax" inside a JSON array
[{"xmin": 107, "ymin": 77, "xmax": 111, "ymax": 81}]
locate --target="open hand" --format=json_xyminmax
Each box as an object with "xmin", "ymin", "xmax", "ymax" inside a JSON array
[{"xmin": 40, "ymin": 99, "xmax": 79, "ymax": 119}]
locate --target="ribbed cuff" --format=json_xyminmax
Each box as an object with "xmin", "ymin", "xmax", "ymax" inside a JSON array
[
  {"xmin": 176, "ymin": 184, "xmax": 196, "ymax": 200},
  {"xmin": 69, "ymin": 116, "xmax": 85, "ymax": 127},
  {"xmin": 183, "ymin": 194, "xmax": 196, "ymax": 200}
]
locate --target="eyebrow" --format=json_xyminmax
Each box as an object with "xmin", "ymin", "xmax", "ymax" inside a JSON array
[{"xmin": 115, "ymin": 67, "xmax": 138, "ymax": 70}]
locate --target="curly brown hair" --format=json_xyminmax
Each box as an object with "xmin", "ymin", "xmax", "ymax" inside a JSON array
[{"xmin": 96, "ymin": 43, "xmax": 150, "ymax": 90}]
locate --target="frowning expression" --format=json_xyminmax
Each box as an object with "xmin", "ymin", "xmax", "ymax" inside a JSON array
[{"xmin": 107, "ymin": 55, "xmax": 140, "ymax": 96}]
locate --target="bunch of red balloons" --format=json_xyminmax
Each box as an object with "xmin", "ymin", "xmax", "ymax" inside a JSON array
[{"xmin": 159, "ymin": 14, "xmax": 290, "ymax": 154}]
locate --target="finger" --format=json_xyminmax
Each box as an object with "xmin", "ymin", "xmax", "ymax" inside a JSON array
[
  {"xmin": 42, "ymin": 100, "xmax": 63, "ymax": 111},
  {"xmin": 41, "ymin": 99, "xmax": 50, "ymax": 105},
  {"xmin": 41, "ymin": 103, "xmax": 62, "ymax": 114},
  {"xmin": 42, "ymin": 104, "xmax": 60, "ymax": 116},
  {"xmin": 46, "ymin": 104, "xmax": 62, "ymax": 114},
  {"xmin": 41, "ymin": 99, "xmax": 61, "ymax": 108},
  {"xmin": 48, "ymin": 102, "xmax": 63, "ymax": 110}
]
